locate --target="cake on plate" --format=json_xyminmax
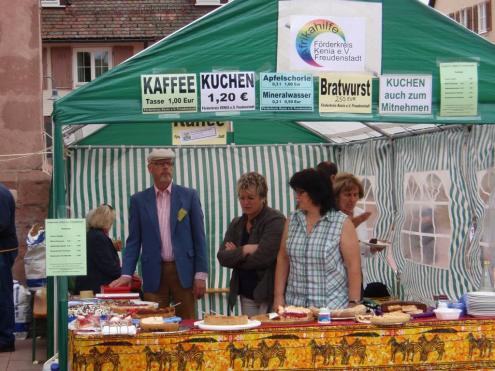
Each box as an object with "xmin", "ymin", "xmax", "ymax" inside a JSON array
[
  {"xmin": 203, "ymin": 314, "xmax": 249, "ymax": 326},
  {"xmin": 140, "ymin": 316, "xmax": 180, "ymax": 332},
  {"xmin": 277, "ymin": 305, "xmax": 314, "ymax": 321}
]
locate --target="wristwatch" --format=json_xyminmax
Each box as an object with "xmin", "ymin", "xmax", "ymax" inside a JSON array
[{"xmin": 348, "ymin": 300, "xmax": 361, "ymax": 304}]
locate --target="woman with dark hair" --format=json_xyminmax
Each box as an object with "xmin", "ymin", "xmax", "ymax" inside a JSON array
[
  {"xmin": 316, "ymin": 161, "xmax": 338, "ymax": 183},
  {"xmin": 273, "ymin": 168, "xmax": 361, "ymax": 309}
]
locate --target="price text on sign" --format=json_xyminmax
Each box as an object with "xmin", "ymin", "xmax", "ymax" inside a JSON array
[
  {"xmin": 260, "ymin": 73, "xmax": 314, "ymax": 111},
  {"xmin": 439, "ymin": 62, "xmax": 478, "ymax": 117},
  {"xmin": 141, "ymin": 74, "xmax": 197, "ymax": 113},
  {"xmin": 319, "ymin": 73, "xmax": 372, "ymax": 113},
  {"xmin": 45, "ymin": 218, "xmax": 87, "ymax": 276},
  {"xmin": 200, "ymin": 72, "xmax": 256, "ymax": 112}
]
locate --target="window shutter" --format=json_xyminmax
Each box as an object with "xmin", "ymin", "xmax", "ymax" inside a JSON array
[
  {"xmin": 42, "ymin": 48, "xmax": 48, "ymax": 90},
  {"xmin": 488, "ymin": 0, "xmax": 492, "ymax": 31},
  {"xmin": 467, "ymin": 7, "xmax": 473, "ymax": 30},
  {"xmin": 473, "ymin": 5, "xmax": 479, "ymax": 33},
  {"xmin": 51, "ymin": 47, "xmax": 72, "ymax": 89},
  {"xmin": 455, "ymin": 11, "xmax": 460, "ymax": 22},
  {"xmin": 113, "ymin": 46, "xmax": 134, "ymax": 66}
]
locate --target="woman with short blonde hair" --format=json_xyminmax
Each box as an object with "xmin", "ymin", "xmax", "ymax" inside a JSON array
[
  {"xmin": 333, "ymin": 173, "xmax": 364, "ymax": 200},
  {"xmin": 236, "ymin": 172, "xmax": 268, "ymax": 200},
  {"xmin": 333, "ymin": 173, "xmax": 379, "ymax": 293},
  {"xmin": 75, "ymin": 204, "xmax": 121, "ymax": 294},
  {"xmin": 218, "ymin": 172, "xmax": 285, "ymax": 316},
  {"xmin": 87, "ymin": 204, "xmax": 115, "ymax": 231}
]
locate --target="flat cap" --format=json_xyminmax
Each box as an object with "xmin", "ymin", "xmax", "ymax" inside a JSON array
[{"xmin": 147, "ymin": 148, "xmax": 176, "ymax": 162}]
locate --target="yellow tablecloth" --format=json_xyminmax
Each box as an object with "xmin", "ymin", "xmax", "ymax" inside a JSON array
[{"xmin": 69, "ymin": 318, "xmax": 495, "ymax": 370}]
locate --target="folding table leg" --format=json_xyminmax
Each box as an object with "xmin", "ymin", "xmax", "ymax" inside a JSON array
[{"xmin": 31, "ymin": 315, "xmax": 37, "ymax": 363}]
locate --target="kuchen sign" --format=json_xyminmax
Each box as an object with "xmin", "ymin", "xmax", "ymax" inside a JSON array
[
  {"xmin": 379, "ymin": 74, "xmax": 432, "ymax": 115},
  {"xmin": 200, "ymin": 72, "xmax": 256, "ymax": 112}
]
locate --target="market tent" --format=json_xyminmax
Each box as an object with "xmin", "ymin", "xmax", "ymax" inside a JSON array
[
  {"xmin": 50, "ymin": 0, "xmax": 495, "ymax": 366},
  {"xmin": 52, "ymin": 0, "xmax": 495, "ymax": 308},
  {"xmin": 53, "ymin": 0, "xmax": 495, "ymax": 129}
]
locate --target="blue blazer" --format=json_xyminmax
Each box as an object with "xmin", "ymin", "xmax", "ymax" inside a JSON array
[{"xmin": 121, "ymin": 184, "xmax": 208, "ymax": 292}]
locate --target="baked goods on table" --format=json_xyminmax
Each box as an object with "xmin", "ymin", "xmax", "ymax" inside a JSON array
[
  {"xmin": 130, "ymin": 306, "xmax": 176, "ymax": 319},
  {"xmin": 108, "ymin": 300, "xmax": 157, "ymax": 314},
  {"xmin": 355, "ymin": 313, "xmax": 376, "ymax": 324},
  {"xmin": 69, "ymin": 303, "xmax": 111, "ymax": 317},
  {"xmin": 330, "ymin": 304, "xmax": 367, "ymax": 319},
  {"xmin": 370, "ymin": 311, "xmax": 411, "ymax": 326},
  {"xmin": 277, "ymin": 305, "xmax": 314, "ymax": 321},
  {"xmin": 140, "ymin": 317, "xmax": 180, "ymax": 332},
  {"xmin": 101, "ymin": 315, "xmax": 137, "ymax": 335},
  {"xmin": 203, "ymin": 314, "xmax": 249, "ymax": 326},
  {"xmin": 381, "ymin": 301, "xmax": 427, "ymax": 316},
  {"xmin": 73, "ymin": 314, "xmax": 100, "ymax": 330}
]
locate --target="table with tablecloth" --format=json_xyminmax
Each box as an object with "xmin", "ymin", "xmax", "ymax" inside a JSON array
[{"xmin": 69, "ymin": 317, "xmax": 495, "ymax": 370}]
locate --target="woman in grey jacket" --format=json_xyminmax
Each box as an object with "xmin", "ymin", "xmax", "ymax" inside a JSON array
[{"xmin": 217, "ymin": 172, "xmax": 285, "ymax": 316}]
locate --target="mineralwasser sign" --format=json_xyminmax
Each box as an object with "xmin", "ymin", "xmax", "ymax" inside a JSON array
[{"xmin": 379, "ymin": 74, "xmax": 432, "ymax": 115}]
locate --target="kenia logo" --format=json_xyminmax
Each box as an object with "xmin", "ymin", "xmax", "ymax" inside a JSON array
[{"xmin": 296, "ymin": 19, "xmax": 347, "ymax": 67}]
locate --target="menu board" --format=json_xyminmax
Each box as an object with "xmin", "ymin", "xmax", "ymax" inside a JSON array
[
  {"xmin": 439, "ymin": 62, "xmax": 478, "ymax": 117},
  {"xmin": 260, "ymin": 73, "xmax": 314, "ymax": 111},
  {"xmin": 45, "ymin": 219, "xmax": 86, "ymax": 276}
]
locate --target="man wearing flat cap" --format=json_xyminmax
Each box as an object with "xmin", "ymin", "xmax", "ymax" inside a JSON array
[{"xmin": 110, "ymin": 148, "xmax": 208, "ymax": 319}]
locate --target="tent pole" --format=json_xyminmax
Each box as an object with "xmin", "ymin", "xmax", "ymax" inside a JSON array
[{"xmin": 53, "ymin": 121, "xmax": 69, "ymax": 371}]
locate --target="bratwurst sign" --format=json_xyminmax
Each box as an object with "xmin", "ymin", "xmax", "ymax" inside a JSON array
[{"xmin": 141, "ymin": 74, "xmax": 198, "ymax": 113}]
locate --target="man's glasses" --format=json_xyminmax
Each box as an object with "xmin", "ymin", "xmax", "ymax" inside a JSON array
[{"xmin": 151, "ymin": 160, "xmax": 175, "ymax": 167}]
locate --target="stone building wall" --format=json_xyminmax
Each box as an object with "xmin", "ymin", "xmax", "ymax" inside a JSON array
[{"xmin": 0, "ymin": 1, "xmax": 51, "ymax": 282}]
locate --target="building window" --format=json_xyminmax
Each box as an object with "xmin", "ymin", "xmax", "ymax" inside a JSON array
[
  {"xmin": 459, "ymin": 8, "xmax": 470, "ymax": 28},
  {"xmin": 401, "ymin": 172, "xmax": 452, "ymax": 268},
  {"xmin": 478, "ymin": 1, "xmax": 489, "ymax": 33},
  {"xmin": 73, "ymin": 48, "xmax": 111, "ymax": 87},
  {"xmin": 195, "ymin": 0, "xmax": 221, "ymax": 5},
  {"xmin": 41, "ymin": 0, "xmax": 62, "ymax": 7}
]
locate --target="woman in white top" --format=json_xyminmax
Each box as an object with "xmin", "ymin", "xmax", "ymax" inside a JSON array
[{"xmin": 333, "ymin": 173, "xmax": 379, "ymax": 288}]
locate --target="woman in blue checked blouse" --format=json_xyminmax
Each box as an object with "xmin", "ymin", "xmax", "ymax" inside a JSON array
[{"xmin": 273, "ymin": 168, "xmax": 362, "ymax": 310}]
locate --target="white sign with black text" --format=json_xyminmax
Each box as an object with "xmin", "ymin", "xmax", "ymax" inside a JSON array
[
  {"xmin": 200, "ymin": 72, "xmax": 256, "ymax": 112},
  {"xmin": 379, "ymin": 74, "xmax": 432, "ymax": 115},
  {"xmin": 141, "ymin": 74, "xmax": 197, "ymax": 113}
]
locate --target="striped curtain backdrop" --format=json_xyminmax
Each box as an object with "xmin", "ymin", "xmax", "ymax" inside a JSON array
[
  {"xmin": 393, "ymin": 129, "xmax": 474, "ymax": 305},
  {"xmin": 337, "ymin": 140, "xmax": 397, "ymax": 293},
  {"xmin": 464, "ymin": 125, "xmax": 495, "ymax": 285},
  {"xmin": 68, "ymin": 144, "xmax": 336, "ymax": 316},
  {"xmin": 68, "ymin": 127, "xmax": 495, "ymax": 313}
]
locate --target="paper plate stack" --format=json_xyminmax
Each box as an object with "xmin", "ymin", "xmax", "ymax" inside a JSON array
[{"xmin": 467, "ymin": 291, "xmax": 495, "ymax": 317}]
